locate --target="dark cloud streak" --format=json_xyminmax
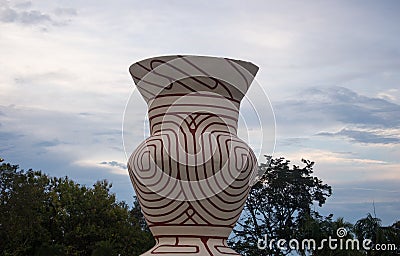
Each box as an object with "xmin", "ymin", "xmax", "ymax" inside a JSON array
[
  {"xmin": 318, "ymin": 129, "xmax": 400, "ymax": 144},
  {"xmin": 100, "ymin": 161, "xmax": 127, "ymax": 170},
  {"xmin": 277, "ymin": 86, "xmax": 400, "ymax": 129}
]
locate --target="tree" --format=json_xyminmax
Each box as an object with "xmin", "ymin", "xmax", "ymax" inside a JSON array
[
  {"xmin": 229, "ymin": 156, "xmax": 332, "ymax": 256},
  {"xmin": 354, "ymin": 214, "xmax": 400, "ymax": 256},
  {"xmin": 298, "ymin": 213, "xmax": 364, "ymax": 256},
  {"xmin": 0, "ymin": 157, "xmax": 154, "ymax": 256},
  {"xmin": 0, "ymin": 158, "xmax": 52, "ymax": 255}
]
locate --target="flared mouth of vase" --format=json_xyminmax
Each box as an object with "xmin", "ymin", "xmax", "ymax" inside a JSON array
[{"xmin": 129, "ymin": 55, "xmax": 259, "ymax": 103}]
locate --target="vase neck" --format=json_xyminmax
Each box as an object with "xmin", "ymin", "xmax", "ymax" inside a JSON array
[{"xmin": 147, "ymin": 94, "xmax": 240, "ymax": 136}]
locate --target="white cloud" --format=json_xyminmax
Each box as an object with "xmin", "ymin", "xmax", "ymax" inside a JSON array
[
  {"xmin": 273, "ymin": 148, "xmax": 400, "ymax": 184},
  {"xmin": 377, "ymin": 89, "xmax": 400, "ymax": 103},
  {"xmin": 0, "ymin": 0, "xmax": 76, "ymax": 25}
]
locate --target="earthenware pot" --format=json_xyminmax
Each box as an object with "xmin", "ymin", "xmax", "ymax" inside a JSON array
[{"xmin": 128, "ymin": 55, "xmax": 258, "ymax": 255}]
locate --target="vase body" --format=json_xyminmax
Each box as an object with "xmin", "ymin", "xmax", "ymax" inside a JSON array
[{"xmin": 128, "ymin": 55, "xmax": 259, "ymax": 256}]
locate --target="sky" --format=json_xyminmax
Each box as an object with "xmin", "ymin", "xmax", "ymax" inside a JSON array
[{"xmin": 0, "ymin": 0, "xmax": 399, "ymax": 226}]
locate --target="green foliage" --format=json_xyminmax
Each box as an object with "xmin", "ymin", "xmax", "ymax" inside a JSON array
[
  {"xmin": 228, "ymin": 156, "xmax": 399, "ymax": 256},
  {"xmin": 91, "ymin": 241, "xmax": 115, "ymax": 256},
  {"xmin": 2, "ymin": 157, "xmax": 398, "ymax": 256},
  {"xmin": 353, "ymin": 214, "xmax": 400, "ymax": 256},
  {"xmin": 298, "ymin": 213, "xmax": 364, "ymax": 256},
  {"xmin": 0, "ymin": 157, "xmax": 154, "ymax": 256},
  {"xmin": 229, "ymin": 156, "xmax": 333, "ymax": 256}
]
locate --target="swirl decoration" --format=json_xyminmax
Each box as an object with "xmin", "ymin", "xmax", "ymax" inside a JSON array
[{"xmin": 336, "ymin": 227, "xmax": 348, "ymax": 238}]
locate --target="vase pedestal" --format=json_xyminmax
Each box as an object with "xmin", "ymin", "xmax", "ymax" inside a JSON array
[{"xmin": 141, "ymin": 237, "xmax": 238, "ymax": 256}]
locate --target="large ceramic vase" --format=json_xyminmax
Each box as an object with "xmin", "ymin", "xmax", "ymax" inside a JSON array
[{"xmin": 128, "ymin": 55, "xmax": 259, "ymax": 256}]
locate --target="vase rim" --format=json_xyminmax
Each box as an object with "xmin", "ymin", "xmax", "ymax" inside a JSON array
[
  {"xmin": 129, "ymin": 54, "xmax": 258, "ymax": 69},
  {"xmin": 129, "ymin": 55, "xmax": 259, "ymax": 103}
]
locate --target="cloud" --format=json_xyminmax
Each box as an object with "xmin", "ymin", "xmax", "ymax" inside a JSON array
[
  {"xmin": 275, "ymin": 86, "xmax": 400, "ymax": 145},
  {"xmin": 100, "ymin": 160, "xmax": 127, "ymax": 170},
  {"xmin": 33, "ymin": 139, "xmax": 65, "ymax": 148},
  {"xmin": 276, "ymin": 149, "xmax": 389, "ymax": 166},
  {"xmin": 273, "ymin": 147, "xmax": 400, "ymax": 185},
  {"xmin": 53, "ymin": 7, "xmax": 77, "ymax": 16},
  {"xmin": 0, "ymin": 103, "xmax": 125, "ymax": 166},
  {"xmin": 0, "ymin": 1, "xmax": 76, "ymax": 26},
  {"xmin": 0, "ymin": 1, "xmax": 50, "ymax": 24},
  {"xmin": 274, "ymin": 86, "xmax": 400, "ymax": 139},
  {"xmin": 0, "ymin": 102, "xmax": 135, "ymax": 199},
  {"xmin": 308, "ymin": 86, "xmax": 399, "ymax": 127},
  {"xmin": 377, "ymin": 89, "xmax": 400, "ymax": 103},
  {"xmin": 276, "ymin": 137, "xmax": 310, "ymax": 147},
  {"xmin": 318, "ymin": 128, "xmax": 400, "ymax": 144},
  {"xmin": 1, "ymin": 0, "xmax": 399, "ymax": 225}
]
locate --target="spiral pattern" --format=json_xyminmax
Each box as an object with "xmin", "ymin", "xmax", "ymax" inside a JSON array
[{"xmin": 336, "ymin": 227, "xmax": 348, "ymax": 238}]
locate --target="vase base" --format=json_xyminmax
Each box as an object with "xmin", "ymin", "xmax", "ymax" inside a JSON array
[{"xmin": 141, "ymin": 236, "xmax": 241, "ymax": 256}]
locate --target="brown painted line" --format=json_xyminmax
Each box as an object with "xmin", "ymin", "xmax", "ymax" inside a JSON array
[
  {"xmin": 134, "ymin": 144, "xmax": 159, "ymax": 181},
  {"xmin": 194, "ymin": 191, "xmax": 246, "ymax": 214},
  {"xmin": 139, "ymin": 61, "xmax": 198, "ymax": 93},
  {"xmin": 133, "ymin": 159, "xmax": 190, "ymax": 202},
  {"xmin": 151, "ymin": 244, "xmax": 199, "ymax": 254},
  {"xmin": 150, "ymin": 224, "xmax": 232, "ymax": 229},
  {"xmin": 151, "ymin": 121, "xmax": 238, "ymax": 135},
  {"xmin": 148, "ymin": 209, "xmax": 194, "ymax": 224},
  {"xmin": 137, "ymin": 62, "xmax": 175, "ymax": 91},
  {"xmin": 223, "ymin": 143, "xmax": 250, "ymax": 181},
  {"xmin": 184, "ymin": 204, "xmax": 213, "ymax": 225},
  {"xmin": 195, "ymin": 196, "xmax": 247, "ymax": 217},
  {"xmin": 197, "ymin": 134, "xmax": 250, "ymax": 200},
  {"xmin": 199, "ymin": 134, "xmax": 219, "ymax": 196},
  {"xmin": 220, "ymin": 181, "xmax": 251, "ymax": 197},
  {"xmin": 133, "ymin": 180, "xmax": 174, "ymax": 205},
  {"xmin": 137, "ymin": 196, "xmax": 179, "ymax": 210},
  {"xmin": 179, "ymin": 56, "xmax": 235, "ymax": 98},
  {"xmin": 134, "ymin": 134, "xmax": 250, "ymax": 193},
  {"xmin": 149, "ymin": 59, "xmax": 225, "ymax": 94},
  {"xmin": 150, "ymin": 120, "xmax": 190, "ymax": 145},
  {"xmin": 140, "ymin": 200, "xmax": 186, "ymax": 217},
  {"xmin": 134, "ymin": 169, "xmax": 181, "ymax": 198},
  {"xmin": 201, "ymin": 236, "xmax": 214, "ymax": 255},
  {"xmin": 229, "ymin": 157, "xmax": 254, "ymax": 184},
  {"xmin": 153, "ymin": 128, "xmax": 189, "ymax": 185},
  {"xmin": 150, "ymin": 119, "xmax": 191, "ymax": 135},
  {"xmin": 131, "ymin": 73, "xmax": 166, "ymax": 89},
  {"xmin": 198, "ymin": 121, "xmax": 237, "ymax": 136},
  {"xmin": 149, "ymin": 93, "xmax": 240, "ymax": 104},
  {"xmin": 132, "ymin": 171, "xmax": 182, "ymax": 201},
  {"xmin": 215, "ymin": 244, "xmax": 241, "ymax": 255},
  {"xmin": 148, "ymin": 103, "xmax": 239, "ymax": 114},
  {"xmin": 225, "ymin": 58, "xmax": 251, "ymax": 87},
  {"xmin": 188, "ymin": 117, "xmax": 237, "ymax": 136},
  {"xmin": 210, "ymin": 186, "xmax": 250, "ymax": 205},
  {"xmin": 192, "ymin": 197, "xmax": 243, "ymax": 222},
  {"xmin": 149, "ymin": 112, "xmax": 238, "ymax": 123}
]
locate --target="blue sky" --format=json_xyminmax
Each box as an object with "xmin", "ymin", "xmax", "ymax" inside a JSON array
[{"xmin": 0, "ymin": 0, "xmax": 399, "ymax": 226}]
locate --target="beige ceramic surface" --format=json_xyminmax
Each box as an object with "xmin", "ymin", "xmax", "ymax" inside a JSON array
[{"xmin": 128, "ymin": 55, "xmax": 258, "ymax": 255}]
